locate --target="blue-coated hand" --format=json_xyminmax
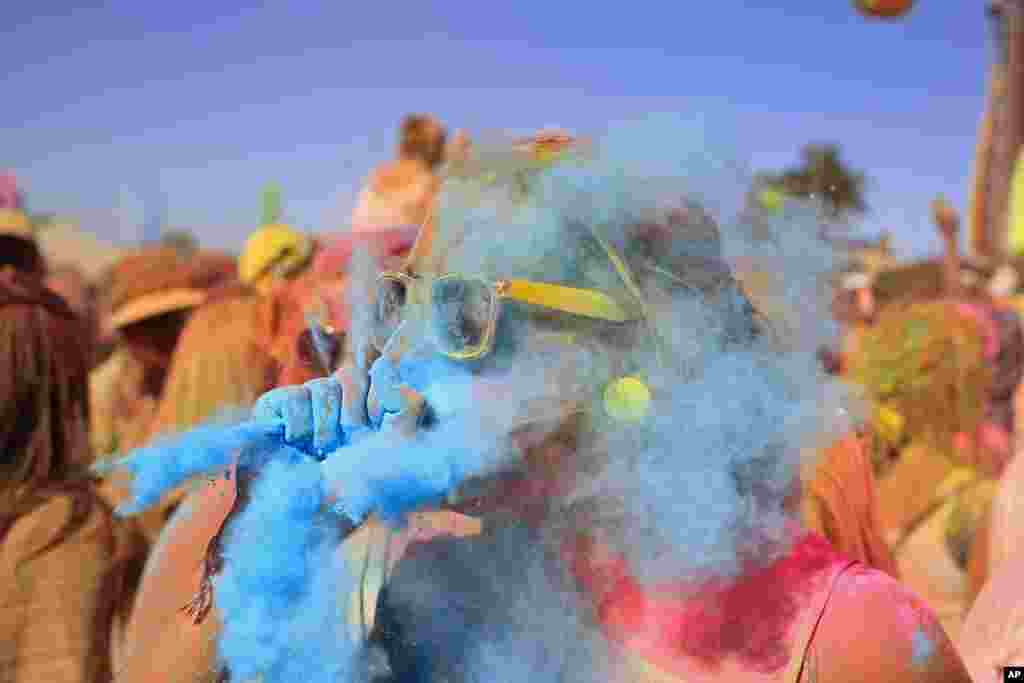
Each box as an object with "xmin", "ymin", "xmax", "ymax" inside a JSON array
[{"xmin": 252, "ymin": 377, "xmax": 345, "ymax": 457}]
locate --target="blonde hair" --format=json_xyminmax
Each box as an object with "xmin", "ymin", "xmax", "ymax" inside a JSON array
[{"xmin": 147, "ymin": 287, "xmax": 278, "ymax": 440}]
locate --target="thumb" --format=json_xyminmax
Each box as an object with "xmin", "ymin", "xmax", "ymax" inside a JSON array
[{"xmin": 380, "ymin": 385, "xmax": 426, "ymax": 438}]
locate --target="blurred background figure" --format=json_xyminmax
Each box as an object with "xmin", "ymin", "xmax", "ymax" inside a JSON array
[
  {"xmin": 237, "ymin": 185, "xmax": 316, "ymax": 298},
  {"xmin": 269, "ymin": 225, "xmax": 419, "ymax": 386},
  {"xmin": 146, "ymin": 284, "xmax": 278, "ymax": 443},
  {"xmin": 0, "ymin": 268, "xmax": 145, "ymax": 682},
  {"xmin": 90, "ymin": 246, "xmax": 236, "ymax": 460},
  {"xmin": 350, "ymin": 113, "xmax": 446, "ymax": 234},
  {"xmin": 443, "ymin": 129, "xmax": 473, "ymax": 176},
  {"xmin": 121, "ymin": 283, "xmax": 280, "ymax": 543},
  {"xmin": 238, "ymin": 222, "xmax": 315, "ymax": 297},
  {"xmin": 0, "ymin": 207, "xmax": 45, "ymax": 279},
  {"xmin": 802, "ymin": 432, "xmax": 901, "ymax": 578},
  {"xmin": 237, "ymin": 187, "xmax": 348, "ymax": 385},
  {"xmin": 819, "ymin": 266, "xmax": 877, "ymax": 377},
  {"xmin": 45, "ymin": 263, "xmax": 101, "ymax": 368}
]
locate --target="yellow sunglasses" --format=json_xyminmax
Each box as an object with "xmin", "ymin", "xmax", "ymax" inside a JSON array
[{"xmin": 372, "ymin": 271, "xmax": 640, "ymax": 361}]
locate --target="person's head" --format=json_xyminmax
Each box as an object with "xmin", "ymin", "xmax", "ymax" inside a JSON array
[
  {"xmin": 832, "ymin": 270, "xmax": 875, "ymax": 326},
  {"xmin": 0, "ymin": 270, "xmax": 91, "ymax": 513},
  {"xmin": 359, "ymin": 129, "xmax": 770, "ymax": 520},
  {"xmin": 959, "ymin": 259, "xmax": 992, "ymax": 301},
  {"xmin": 106, "ymin": 247, "xmax": 235, "ymax": 373},
  {"xmin": 398, "ymin": 114, "xmax": 447, "ymax": 169},
  {"xmin": 239, "ymin": 224, "xmax": 316, "ymax": 296},
  {"xmin": 848, "ymin": 300, "xmax": 994, "ymax": 467},
  {"xmin": 0, "ymin": 209, "xmax": 44, "ymax": 277}
]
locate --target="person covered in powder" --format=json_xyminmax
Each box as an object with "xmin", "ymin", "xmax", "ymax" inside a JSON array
[
  {"xmin": 0, "ymin": 267, "xmax": 146, "ymax": 682},
  {"xmin": 837, "ymin": 198, "xmax": 1024, "ymax": 640},
  {"xmin": 264, "ymin": 125, "xmax": 969, "ymax": 683},
  {"xmin": 105, "ymin": 120, "xmax": 969, "ymax": 683}
]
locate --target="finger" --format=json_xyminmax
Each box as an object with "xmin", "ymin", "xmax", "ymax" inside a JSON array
[
  {"xmin": 307, "ymin": 377, "xmax": 343, "ymax": 456},
  {"xmin": 252, "ymin": 385, "xmax": 311, "ymax": 444},
  {"xmin": 336, "ymin": 366, "xmax": 370, "ymax": 430},
  {"xmin": 367, "ymin": 353, "xmax": 403, "ymax": 425},
  {"xmin": 256, "ymin": 385, "xmax": 315, "ymax": 445},
  {"xmin": 362, "ymin": 344, "xmax": 382, "ymax": 374},
  {"xmin": 380, "ymin": 319, "xmax": 415, "ymax": 365},
  {"xmin": 380, "ymin": 385, "xmax": 425, "ymax": 438},
  {"xmin": 352, "ymin": 336, "xmax": 381, "ymax": 374}
]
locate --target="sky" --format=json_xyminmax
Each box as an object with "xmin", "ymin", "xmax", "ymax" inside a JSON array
[{"xmin": 2, "ymin": 0, "xmax": 991, "ymax": 259}]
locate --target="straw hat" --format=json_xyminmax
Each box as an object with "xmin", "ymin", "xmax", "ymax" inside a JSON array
[
  {"xmin": 106, "ymin": 247, "xmax": 236, "ymax": 331},
  {"xmin": 0, "ymin": 209, "xmax": 33, "ymax": 239},
  {"xmin": 108, "ymin": 288, "xmax": 208, "ymax": 330}
]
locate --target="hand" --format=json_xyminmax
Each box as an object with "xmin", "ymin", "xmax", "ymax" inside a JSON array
[
  {"xmin": 251, "ymin": 377, "xmax": 345, "ymax": 458},
  {"xmin": 253, "ymin": 332, "xmax": 435, "ymax": 528},
  {"xmin": 251, "ymin": 354, "xmax": 427, "ymax": 458}
]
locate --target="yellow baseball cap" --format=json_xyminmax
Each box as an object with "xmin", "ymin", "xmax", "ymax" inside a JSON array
[{"xmin": 239, "ymin": 224, "xmax": 314, "ymax": 289}]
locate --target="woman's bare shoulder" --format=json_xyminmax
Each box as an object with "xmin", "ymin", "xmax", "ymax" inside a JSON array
[
  {"xmin": 809, "ymin": 565, "xmax": 971, "ymax": 683},
  {"xmin": 5, "ymin": 495, "xmax": 109, "ymax": 551},
  {"xmin": 3, "ymin": 495, "xmax": 121, "ymax": 604}
]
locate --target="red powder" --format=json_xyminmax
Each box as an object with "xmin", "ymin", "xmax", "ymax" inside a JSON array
[{"xmin": 566, "ymin": 531, "xmax": 841, "ymax": 675}]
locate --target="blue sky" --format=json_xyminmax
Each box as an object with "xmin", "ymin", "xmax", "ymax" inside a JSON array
[{"xmin": 3, "ymin": 1, "xmax": 989, "ymax": 258}]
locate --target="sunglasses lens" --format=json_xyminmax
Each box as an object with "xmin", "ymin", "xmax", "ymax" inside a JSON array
[
  {"xmin": 373, "ymin": 277, "xmax": 408, "ymax": 346},
  {"xmin": 431, "ymin": 277, "xmax": 495, "ymax": 357}
]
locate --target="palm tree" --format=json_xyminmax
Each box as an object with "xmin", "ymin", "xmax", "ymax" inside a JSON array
[{"xmin": 767, "ymin": 144, "xmax": 868, "ymax": 221}]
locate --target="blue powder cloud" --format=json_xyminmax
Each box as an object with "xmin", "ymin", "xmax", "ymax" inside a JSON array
[
  {"xmin": 213, "ymin": 453, "xmax": 359, "ymax": 683},
  {"xmin": 92, "ymin": 413, "xmax": 282, "ymax": 517},
  {"xmin": 103, "ymin": 114, "xmax": 855, "ymax": 682}
]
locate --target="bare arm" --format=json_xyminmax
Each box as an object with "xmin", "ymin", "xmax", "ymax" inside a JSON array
[{"xmin": 812, "ymin": 566, "xmax": 971, "ymax": 683}]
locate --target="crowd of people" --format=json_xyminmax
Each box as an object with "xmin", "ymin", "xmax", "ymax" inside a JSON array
[{"xmin": 1, "ymin": 114, "xmax": 1022, "ymax": 682}]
